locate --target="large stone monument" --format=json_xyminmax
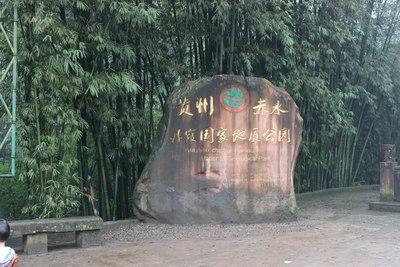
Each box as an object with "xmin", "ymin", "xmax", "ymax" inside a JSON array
[{"xmin": 134, "ymin": 75, "xmax": 303, "ymax": 223}]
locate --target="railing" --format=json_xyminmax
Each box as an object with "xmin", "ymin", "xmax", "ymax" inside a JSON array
[{"xmin": 0, "ymin": 0, "xmax": 17, "ymax": 177}]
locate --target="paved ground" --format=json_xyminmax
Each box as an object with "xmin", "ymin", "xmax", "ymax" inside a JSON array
[{"xmin": 18, "ymin": 185, "xmax": 400, "ymax": 267}]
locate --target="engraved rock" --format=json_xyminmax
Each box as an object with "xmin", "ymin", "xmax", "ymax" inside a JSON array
[{"xmin": 133, "ymin": 75, "xmax": 303, "ymax": 223}]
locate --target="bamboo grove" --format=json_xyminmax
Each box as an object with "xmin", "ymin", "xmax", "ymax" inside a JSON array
[{"xmin": 0, "ymin": 0, "xmax": 399, "ymax": 220}]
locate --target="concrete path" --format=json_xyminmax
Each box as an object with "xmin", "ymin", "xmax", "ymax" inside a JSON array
[{"xmin": 19, "ymin": 186, "xmax": 400, "ymax": 267}]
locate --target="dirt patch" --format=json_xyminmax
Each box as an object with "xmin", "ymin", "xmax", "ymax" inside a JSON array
[{"xmin": 18, "ymin": 185, "xmax": 400, "ymax": 267}]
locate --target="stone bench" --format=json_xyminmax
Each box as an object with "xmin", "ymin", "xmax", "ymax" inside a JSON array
[{"xmin": 9, "ymin": 216, "xmax": 103, "ymax": 255}]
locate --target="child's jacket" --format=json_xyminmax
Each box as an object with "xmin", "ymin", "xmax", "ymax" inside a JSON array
[{"xmin": 0, "ymin": 247, "xmax": 18, "ymax": 267}]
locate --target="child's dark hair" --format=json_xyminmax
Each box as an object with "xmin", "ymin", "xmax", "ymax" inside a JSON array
[{"xmin": 0, "ymin": 219, "xmax": 10, "ymax": 242}]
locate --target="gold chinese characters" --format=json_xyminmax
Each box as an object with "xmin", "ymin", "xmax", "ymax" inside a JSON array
[{"xmin": 170, "ymin": 127, "xmax": 290, "ymax": 143}]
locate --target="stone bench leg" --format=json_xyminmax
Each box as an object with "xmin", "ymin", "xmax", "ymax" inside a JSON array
[
  {"xmin": 76, "ymin": 230, "xmax": 102, "ymax": 248},
  {"xmin": 23, "ymin": 233, "xmax": 48, "ymax": 255}
]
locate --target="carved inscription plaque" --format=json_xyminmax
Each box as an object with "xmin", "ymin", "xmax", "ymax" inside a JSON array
[{"xmin": 134, "ymin": 75, "xmax": 303, "ymax": 223}]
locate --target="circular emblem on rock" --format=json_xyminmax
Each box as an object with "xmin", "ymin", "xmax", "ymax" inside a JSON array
[{"xmin": 220, "ymin": 85, "xmax": 250, "ymax": 112}]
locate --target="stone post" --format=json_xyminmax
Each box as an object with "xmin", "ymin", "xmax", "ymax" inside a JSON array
[
  {"xmin": 394, "ymin": 166, "xmax": 400, "ymax": 202},
  {"xmin": 380, "ymin": 144, "xmax": 397, "ymax": 201}
]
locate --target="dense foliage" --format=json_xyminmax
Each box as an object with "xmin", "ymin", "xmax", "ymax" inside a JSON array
[{"xmin": 0, "ymin": 0, "xmax": 399, "ymax": 220}]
